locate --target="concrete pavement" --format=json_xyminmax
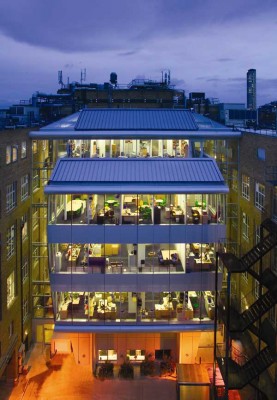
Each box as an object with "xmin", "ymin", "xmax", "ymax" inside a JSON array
[{"xmin": 1, "ymin": 344, "xmax": 177, "ymax": 400}]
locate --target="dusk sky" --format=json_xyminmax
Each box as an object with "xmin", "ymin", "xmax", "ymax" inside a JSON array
[{"xmin": 0, "ymin": 0, "xmax": 276, "ymax": 107}]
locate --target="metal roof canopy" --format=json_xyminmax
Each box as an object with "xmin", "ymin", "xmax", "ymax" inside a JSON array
[
  {"xmin": 45, "ymin": 158, "xmax": 229, "ymax": 194},
  {"xmin": 29, "ymin": 108, "xmax": 241, "ymax": 139},
  {"xmin": 74, "ymin": 108, "xmax": 199, "ymax": 131}
]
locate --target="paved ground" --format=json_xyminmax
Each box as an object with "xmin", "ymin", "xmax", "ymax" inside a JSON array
[{"xmin": 1, "ymin": 344, "xmax": 177, "ymax": 400}]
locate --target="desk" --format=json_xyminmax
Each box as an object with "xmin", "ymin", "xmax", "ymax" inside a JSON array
[
  {"xmin": 60, "ymin": 301, "xmax": 71, "ymax": 319},
  {"xmin": 97, "ymin": 302, "xmax": 117, "ymax": 319},
  {"xmin": 66, "ymin": 199, "xmax": 83, "ymax": 218},
  {"xmin": 155, "ymin": 304, "xmax": 175, "ymax": 319},
  {"xmin": 194, "ymin": 258, "xmax": 212, "ymax": 271},
  {"xmin": 110, "ymin": 262, "xmax": 123, "ymax": 273},
  {"xmin": 122, "ymin": 209, "xmax": 139, "ymax": 224},
  {"xmin": 176, "ymin": 297, "xmax": 194, "ymax": 320},
  {"xmin": 172, "ymin": 209, "xmax": 184, "ymax": 223},
  {"xmin": 122, "ymin": 215, "xmax": 138, "ymax": 224},
  {"xmin": 97, "ymin": 214, "xmax": 105, "ymax": 224}
]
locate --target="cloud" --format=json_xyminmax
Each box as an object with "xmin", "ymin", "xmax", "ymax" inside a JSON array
[
  {"xmin": 0, "ymin": 0, "xmax": 276, "ymax": 53},
  {"xmin": 217, "ymin": 58, "xmax": 233, "ymax": 62},
  {"xmin": 118, "ymin": 51, "xmax": 138, "ymax": 57},
  {"xmin": 0, "ymin": 0, "xmax": 276, "ymax": 106}
]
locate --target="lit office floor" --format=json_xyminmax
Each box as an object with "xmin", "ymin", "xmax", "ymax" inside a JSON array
[
  {"xmin": 57, "ymin": 291, "xmax": 212, "ymax": 324},
  {"xmin": 58, "ymin": 243, "xmax": 185, "ymax": 274}
]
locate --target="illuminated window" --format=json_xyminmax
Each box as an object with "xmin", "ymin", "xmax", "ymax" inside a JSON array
[
  {"xmin": 23, "ymin": 296, "xmax": 29, "ymax": 321},
  {"xmin": 7, "ymin": 271, "xmax": 15, "ymax": 308},
  {"xmin": 21, "ymin": 141, "xmax": 27, "ymax": 158},
  {"xmin": 32, "ymin": 140, "xmax": 38, "ymax": 154},
  {"xmin": 12, "ymin": 145, "xmax": 18, "ymax": 162},
  {"xmin": 21, "ymin": 174, "xmax": 29, "ymax": 201},
  {"xmin": 242, "ymin": 175, "xmax": 250, "ymax": 200},
  {"xmin": 255, "ymin": 182, "xmax": 265, "ymax": 211},
  {"xmin": 7, "ymin": 225, "xmax": 15, "ymax": 259},
  {"xmin": 22, "ymin": 259, "xmax": 29, "ymax": 281},
  {"xmin": 32, "ymin": 206, "xmax": 39, "ymax": 230},
  {"xmin": 33, "ymin": 169, "xmax": 39, "ymax": 190},
  {"xmin": 21, "ymin": 214, "xmax": 28, "ymax": 240},
  {"xmin": 6, "ymin": 182, "xmax": 17, "ymax": 212},
  {"xmin": 242, "ymin": 212, "xmax": 249, "ymax": 240},
  {"xmin": 6, "ymin": 145, "xmax": 12, "ymax": 164}
]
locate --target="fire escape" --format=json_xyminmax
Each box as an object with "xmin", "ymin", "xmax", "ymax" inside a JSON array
[{"xmin": 215, "ymin": 218, "xmax": 277, "ymax": 399}]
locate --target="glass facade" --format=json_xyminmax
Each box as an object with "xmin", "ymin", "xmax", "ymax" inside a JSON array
[
  {"xmin": 49, "ymin": 242, "xmax": 216, "ymax": 275},
  {"xmin": 48, "ymin": 193, "xmax": 225, "ymax": 226},
  {"xmin": 53, "ymin": 290, "xmax": 215, "ymax": 325}
]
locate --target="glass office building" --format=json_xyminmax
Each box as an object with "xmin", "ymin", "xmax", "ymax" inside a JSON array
[{"xmin": 30, "ymin": 108, "xmax": 240, "ymax": 371}]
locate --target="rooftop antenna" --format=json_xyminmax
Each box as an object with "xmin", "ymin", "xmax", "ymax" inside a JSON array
[
  {"xmin": 81, "ymin": 68, "xmax": 86, "ymax": 84},
  {"xmin": 58, "ymin": 70, "xmax": 64, "ymax": 88}
]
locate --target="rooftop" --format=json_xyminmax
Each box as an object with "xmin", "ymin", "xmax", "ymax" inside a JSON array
[{"xmin": 30, "ymin": 108, "xmax": 240, "ymax": 139}]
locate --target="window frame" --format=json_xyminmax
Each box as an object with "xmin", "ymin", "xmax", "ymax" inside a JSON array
[
  {"xmin": 242, "ymin": 212, "xmax": 249, "ymax": 240},
  {"xmin": 6, "ymin": 182, "xmax": 17, "ymax": 212},
  {"xmin": 242, "ymin": 174, "xmax": 250, "ymax": 200},
  {"xmin": 12, "ymin": 145, "xmax": 18, "ymax": 162},
  {"xmin": 21, "ymin": 214, "xmax": 28, "ymax": 241},
  {"xmin": 7, "ymin": 224, "xmax": 15, "ymax": 259},
  {"xmin": 21, "ymin": 174, "xmax": 29, "ymax": 201},
  {"xmin": 23, "ymin": 296, "xmax": 29, "ymax": 322},
  {"xmin": 7, "ymin": 271, "xmax": 15, "ymax": 308},
  {"xmin": 255, "ymin": 182, "xmax": 265, "ymax": 212},
  {"xmin": 257, "ymin": 148, "xmax": 265, "ymax": 160},
  {"xmin": 22, "ymin": 258, "xmax": 29, "ymax": 282},
  {"xmin": 21, "ymin": 141, "xmax": 27, "ymax": 159},
  {"xmin": 33, "ymin": 169, "xmax": 39, "ymax": 191},
  {"xmin": 6, "ymin": 145, "xmax": 12, "ymax": 164}
]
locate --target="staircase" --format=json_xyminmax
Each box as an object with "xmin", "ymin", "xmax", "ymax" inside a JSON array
[
  {"xmin": 220, "ymin": 218, "xmax": 277, "ymax": 277},
  {"xmin": 240, "ymin": 289, "xmax": 277, "ymax": 329},
  {"xmin": 216, "ymin": 219, "xmax": 277, "ymax": 396},
  {"xmin": 218, "ymin": 346, "xmax": 275, "ymax": 390}
]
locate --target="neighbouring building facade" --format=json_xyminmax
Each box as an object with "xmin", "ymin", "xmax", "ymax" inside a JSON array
[
  {"xmin": 247, "ymin": 69, "xmax": 256, "ymax": 111},
  {"xmin": 0, "ymin": 129, "xmax": 33, "ymax": 380}
]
